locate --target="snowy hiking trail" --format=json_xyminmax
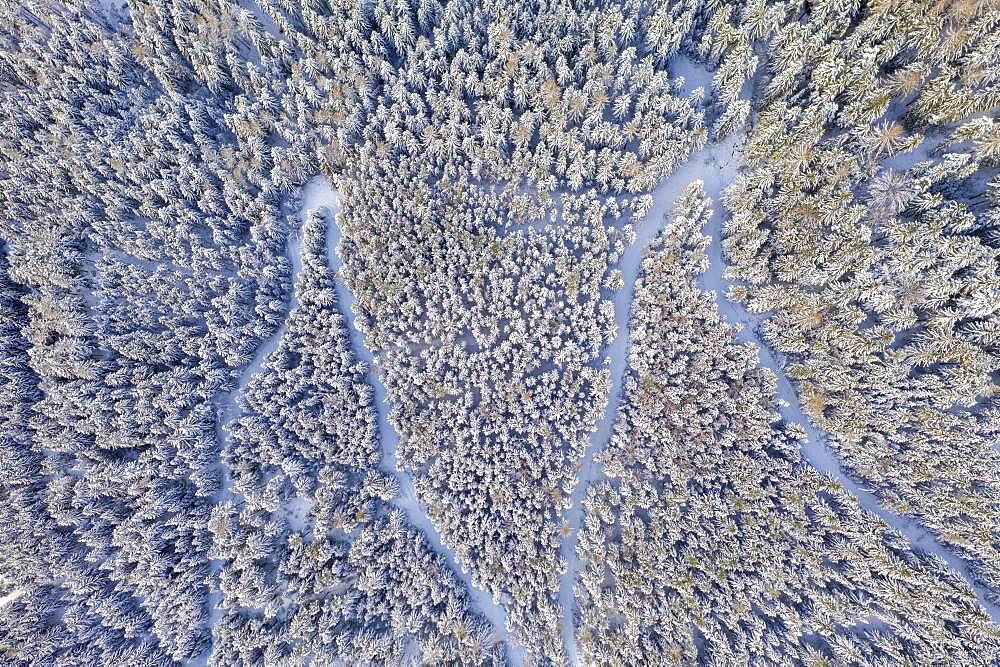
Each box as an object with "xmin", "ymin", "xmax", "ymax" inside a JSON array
[
  {"xmin": 299, "ymin": 177, "xmax": 524, "ymax": 664},
  {"xmin": 197, "ymin": 224, "xmax": 305, "ymax": 666},
  {"xmin": 557, "ymin": 58, "xmax": 744, "ymax": 660},
  {"xmin": 203, "ymin": 179, "xmax": 521, "ymax": 662},
  {"xmin": 556, "ymin": 133, "xmax": 742, "ymax": 664}
]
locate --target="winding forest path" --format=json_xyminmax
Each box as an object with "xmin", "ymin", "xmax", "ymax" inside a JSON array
[
  {"xmin": 202, "ymin": 224, "xmax": 305, "ymax": 664},
  {"xmin": 556, "ymin": 133, "xmax": 742, "ymax": 663},
  {"xmin": 299, "ymin": 177, "xmax": 524, "ymax": 663},
  {"xmin": 213, "ymin": 232, "xmax": 304, "ymax": 496}
]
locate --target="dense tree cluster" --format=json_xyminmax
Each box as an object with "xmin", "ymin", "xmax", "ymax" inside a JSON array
[
  {"xmin": 299, "ymin": 1, "xmax": 733, "ymax": 658},
  {"xmin": 0, "ymin": 0, "xmax": 998, "ymax": 664},
  {"xmin": 0, "ymin": 0, "xmax": 321, "ymax": 661},
  {"xmin": 211, "ymin": 210, "xmax": 506, "ymax": 664},
  {"xmin": 333, "ymin": 158, "xmax": 626, "ymax": 658},
  {"xmin": 574, "ymin": 183, "xmax": 1000, "ymax": 665},
  {"xmin": 720, "ymin": 0, "xmax": 1000, "ymax": 604}
]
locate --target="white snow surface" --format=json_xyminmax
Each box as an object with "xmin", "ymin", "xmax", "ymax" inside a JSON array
[
  {"xmin": 91, "ymin": 0, "xmax": 128, "ymax": 28},
  {"xmin": 671, "ymin": 53, "xmax": 715, "ymax": 103},
  {"xmin": 0, "ymin": 588, "xmax": 24, "ymax": 609},
  {"xmin": 300, "ymin": 176, "xmax": 524, "ymax": 664}
]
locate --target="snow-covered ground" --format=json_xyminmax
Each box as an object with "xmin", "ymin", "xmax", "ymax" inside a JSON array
[
  {"xmin": 556, "ymin": 132, "xmax": 742, "ymax": 663},
  {"xmin": 671, "ymin": 53, "xmax": 715, "ymax": 102},
  {"xmin": 300, "ymin": 176, "xmax": 523, "ymax": 663},
  {"xmin": 91, "ymin": 0, "xmax": 129, "ymax": 28},
  {"xmin": 0, "ymin": 587, "xmax": 23, "ymax": 608},
  {"xmin": 238, "ymin": 0, "xmax": 284, "ymax": 41}
]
